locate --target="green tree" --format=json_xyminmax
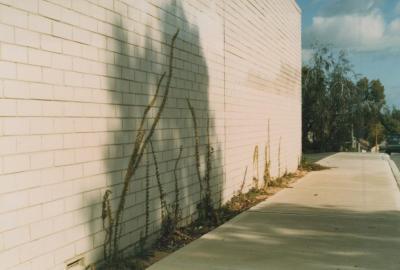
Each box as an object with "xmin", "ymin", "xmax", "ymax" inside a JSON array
[
  {"xmin": 302, "ymin": 45, "xmax": 397, "ymax": 152},
  {"xmin": 381, "ymin": 106, "xmax": 400, "ymax": 135},
  {"xmin": 302, "ymin": 46, "xmax": 357, "ymax": 151},
  {"xmin": 325, "ymin": 50, "xmax": 357, "ymax": 150},
  {"xmin": 353, "ymin": 78, "xmax": 369, "ymax": 139},
  {"xmin": 302, "ymin": 46, "xmax": 332, "ymax": 151},
  {"xmin": 353, "ymin": 78, "xmax": 386, "ymax": 145}
]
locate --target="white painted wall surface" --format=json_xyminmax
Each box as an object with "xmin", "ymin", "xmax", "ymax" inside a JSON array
[{"xmin": 0, "ymin": 0, "xmax": 301, "ymax": 269}]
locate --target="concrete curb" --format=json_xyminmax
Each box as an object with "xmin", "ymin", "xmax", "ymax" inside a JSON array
[{"xmin": 387, "ymin": 156, "xmax": 400, "ymax": 190}]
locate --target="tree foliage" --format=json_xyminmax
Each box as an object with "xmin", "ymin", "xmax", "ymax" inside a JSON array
[{"xmin": 302, "ymin": 45, "xmax": 399, "ymax": 152}]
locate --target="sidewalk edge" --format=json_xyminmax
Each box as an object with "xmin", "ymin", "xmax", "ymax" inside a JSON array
[{"xmin": 388, "ymin": 158, "xmax": 400, "ymax": 190}]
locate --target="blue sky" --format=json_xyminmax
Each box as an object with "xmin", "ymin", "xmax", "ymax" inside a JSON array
[{"xmin": 297, "ymin": 0, "xmax": 400, "ymax": 107}]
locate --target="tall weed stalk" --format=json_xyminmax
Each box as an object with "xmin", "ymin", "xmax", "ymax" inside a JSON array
[
  {"xmin": 263, "ymin": 120, "xmax": 271, "ymax": 188},
  {"xmin": 186, "ymin": 99, "xmax": 219, "ymax": 225},
  {"xmin": 253, "ymin": 145, "xmax": 259, "ymax": 188},
  {"xmin": 101, "ymin": 29, "xmax": 179, "ymax": 265}
]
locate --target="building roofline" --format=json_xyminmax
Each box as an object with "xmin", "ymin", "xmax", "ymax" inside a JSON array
[{"xmin": 290, "ymin": 0, "xmax": 302, "ymax": 14}]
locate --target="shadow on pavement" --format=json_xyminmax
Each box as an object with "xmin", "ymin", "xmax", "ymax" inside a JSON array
[
  {"xmin": 303, "ymin": 152, "xmax": 336, "ymax": 164},
  {"xmin": 149, "ymin": 203, "xmax": 400, "ymax": 270}
]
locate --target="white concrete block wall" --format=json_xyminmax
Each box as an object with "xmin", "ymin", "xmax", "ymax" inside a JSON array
[
  {"xmin": 0, "ymin": 0, "xmax": 301, "ymax": 269},
  {"xmin": 222, "ymin": 0, "xmax": 302, "ymax": 199}
]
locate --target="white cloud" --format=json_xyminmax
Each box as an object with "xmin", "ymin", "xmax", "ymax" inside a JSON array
[
  {"xmin": 304, "ymin": 9, "xmax": 400, "ymax": 52},
  {"xmin": 305, "ymin": 11, "xmax": 384, "ymax": 49},
  {"xmin": 389, "ymin": 18, "xmax": 400, "ymax": 33}
]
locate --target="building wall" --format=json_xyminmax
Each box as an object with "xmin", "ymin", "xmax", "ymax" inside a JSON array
[{"xmin": 0, "ymin": 0, "xmax": 301, "ymax": 269}]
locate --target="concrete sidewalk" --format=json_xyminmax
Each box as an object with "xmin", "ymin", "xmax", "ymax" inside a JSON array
[{"xmin": 148, "ymin": 153, "xmax": 400, "ymax": 270}]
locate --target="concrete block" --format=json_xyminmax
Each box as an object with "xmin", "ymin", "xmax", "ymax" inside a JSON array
[
  {"xmin": 1, "ymin": 44, "xmax": 28, "ymax": 63},
  {"xmin": 15, "ymin": 28, "xmax": 40, "ymax": 48},
  {"xmin": 28, "ymin": 14, "xmax": 51, "ymax": 34}
]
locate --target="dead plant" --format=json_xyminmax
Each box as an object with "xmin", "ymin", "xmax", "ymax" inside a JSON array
[
  {"xmin": 253, "ymin": 145, "xmax": 259, "ymax": 188},
  {"xmin": 173, "ymin": 145, "xmax": 183, "ymax": 221},
  {"xmin": 263, "ymin": 120, "xmax": 271, "ymax": 189},
  {"xmin": 101, "ymin": 29, "xmax": 179, "ymax": 266},
  {"xmin": 186, "ymin": 100, "xmax": 219, "ymax": 226}
]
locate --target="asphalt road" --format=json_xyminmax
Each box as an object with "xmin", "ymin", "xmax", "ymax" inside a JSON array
[{"xmin": 391, "ymin": 153, "xmax": 400, "ymax": 170}]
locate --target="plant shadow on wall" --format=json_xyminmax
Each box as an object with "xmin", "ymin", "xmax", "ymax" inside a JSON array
[{"xmin": 87, "ymin": 1, "xmax": 224, "ymax": 269}]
